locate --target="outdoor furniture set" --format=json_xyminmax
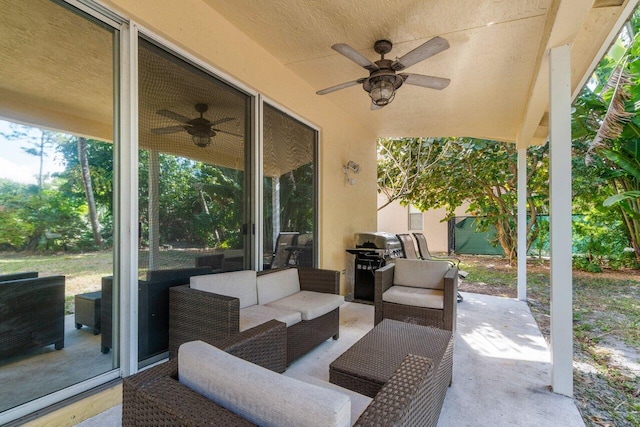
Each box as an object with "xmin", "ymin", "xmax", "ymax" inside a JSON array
[
  {"xmin": 0, "ymin": 271, "xmax": 65, "ymax": 357},
  {"xmin": 123, "ymin": 258, "xmax": 456, "ymax": 426},
  {"xmin": 124, "ymin": 317, "xmax": 452, "ymax": 426}
]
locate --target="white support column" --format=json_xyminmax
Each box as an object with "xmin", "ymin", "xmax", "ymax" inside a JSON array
[
  {"xmin": 549, "ymin": 45, "xmax": 573, "ymax": 397},
  {"xmin": 517, "ymin": 148, "xmax": 527, "ymax": 301}
]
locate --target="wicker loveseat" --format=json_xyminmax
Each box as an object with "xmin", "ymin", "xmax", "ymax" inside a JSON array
[
  {"xmin": 375, "ymin": 258, "xmax": 458, "ymax": 331},
  {"xmin": 123, "ymin": 338, "xmax": 444, "ymax": 427},
  {"xmin": 0, "ymin": 273, "xmax": 65, "ymax": 357},
  {"xmin": 169, "ymin": 266, "xmax": 343, "ymax": 365}
]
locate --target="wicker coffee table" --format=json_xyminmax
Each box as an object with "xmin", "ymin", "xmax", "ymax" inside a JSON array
[{"xmin": 329, "ymin": 319, "xmax": 453, "ymax": 398}]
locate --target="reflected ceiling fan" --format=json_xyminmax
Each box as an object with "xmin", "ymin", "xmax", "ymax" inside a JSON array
[
  {"xmin": 152, "ymin": 103, "xmax": 241, "ymax": 147},
  {"xmin": 316, "ymin": 38, "xmax": 451, "ymax": 109}
]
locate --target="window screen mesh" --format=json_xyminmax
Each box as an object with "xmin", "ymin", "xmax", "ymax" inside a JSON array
[
  {"xmin": 138, "ymin": 38, "xmax": 250, "ymax": 279},
  {"xmin": 263, "ymin": 104, "xmax": 316, "ymax": 268}
]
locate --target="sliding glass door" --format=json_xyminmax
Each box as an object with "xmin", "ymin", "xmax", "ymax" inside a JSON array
[
  {"xmin": 0, "ymin": 0, "xmax": 119, "ymax": 415},
  {"xmin": 262, "ymin": 104, "xmax": 317, "ymax": 270},
  {"xmin": 136, "ymin": 38, "xmax": 251, "ymax": 367}
]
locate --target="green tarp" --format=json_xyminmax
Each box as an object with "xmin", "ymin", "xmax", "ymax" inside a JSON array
[{"xmin": 453, "ymin": 217, "xmax": 504, "ymax": 255}]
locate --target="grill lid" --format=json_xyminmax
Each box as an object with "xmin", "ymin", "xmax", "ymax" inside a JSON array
[{"xmin": 354, "ymin": 232, "xmax": 401, "ymax": 251}]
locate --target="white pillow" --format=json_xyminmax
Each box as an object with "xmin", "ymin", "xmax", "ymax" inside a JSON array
[
  {"xmin": 179, "ymin": 340, "xmax": 351, "ymax": 427},
  {"xmin": 393, "ymin": 258, "xmax": 451, "ymax": 290},
  {"xmin": 256, "ymin": 268, "xmax": 301, "ymax": 305},
  {"xmin": 190, "ymin": 271, "xmax": 257, "ymax": 308}
]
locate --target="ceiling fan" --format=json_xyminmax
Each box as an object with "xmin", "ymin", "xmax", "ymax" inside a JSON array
[
  {"xmin": 151, "ymin": 103, "xmax": 241, "ymax": 147},
  {"xmin": 316, "ymin": 38, "xmax": 451, "ymax": 109}
]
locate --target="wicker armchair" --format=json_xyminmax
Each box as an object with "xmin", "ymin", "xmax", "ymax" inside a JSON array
[
  {"xmin": 123, "ymin": 320, "xmax": 287, "ymax": 425},
  {"xmin": 169, "ymin": 266, "xmax": 341, "ymax": 365},
  {"xmin": 375, "ymin": 259, "xmax": 457, "ymax": 331},
  {"xmin": 0, "ymin": 275, "xmax": 65, "ymax": 357},
  {"xmin": 123, "ymin": 344, "xmax": 442, "ymax": 427}
]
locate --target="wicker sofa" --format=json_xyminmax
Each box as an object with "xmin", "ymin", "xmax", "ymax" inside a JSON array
[
  {"xmin": 123, "ymin": 338, "xmax": 443, "ymax": 426},
  {"xmin": 0, "ymin": 273, "xmax": 65, "ymax": 357},
  {"xmin": 375, "ymin": 258, "xmax": 458, "ymax": 331},
  {"xmin": 169, "ymin": 266, "xmax": 343, "ymax": 365}
]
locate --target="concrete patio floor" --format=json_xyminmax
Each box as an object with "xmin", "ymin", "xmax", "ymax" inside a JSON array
[{"xmin": 76, "ymin": 292, "xmax": 584, "ymax": 426}]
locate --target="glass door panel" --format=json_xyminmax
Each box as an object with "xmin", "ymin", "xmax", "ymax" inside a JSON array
[
  {"xmin": 262, "ymin": 104, "xmax": 317, "ymax": 269},
  {"xmin": 0, "ymin": 0, "xmax": 118, "ymax": 413},
  {"xmin": 137, "ymin": 38, "xmax": 250, "ymax": 367}
]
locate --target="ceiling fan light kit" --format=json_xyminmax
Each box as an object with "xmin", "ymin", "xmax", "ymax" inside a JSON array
[{"xmin": 316, "ymin": 37, "xmax": 450, "ymax": 109}]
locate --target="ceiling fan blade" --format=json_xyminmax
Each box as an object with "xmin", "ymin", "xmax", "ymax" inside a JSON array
[
  {"xmin": 213, "ymin": 128, "xmax": 244, "ymax": 138},
  {"xmin": 392, "ymin": 37, "xmax": 449, "ymax": 71},
  {"xmin": 209, "ymin": 117, "xmax": 235, "ymax": 126},
  {"xmin": 317, "ymin": 78, "xmax": 366, "ymax": 95},
  {"xmin": 370, "ymin": 102, "xmax": 384, "ymax": 111},
  {"xmin": 156, "ymin": 109, "xmax": 192, "ymax": 123},
  {"xmin": 332, "ymin": 44, "xmax": 378, "ymax": 72},
  {"xmin": 400, "ymin": 73, "xmax": 450, "ymax": 90},
  {"xmin": 151, "ymin": 125, "xmax": 188, "ymax": 135}
]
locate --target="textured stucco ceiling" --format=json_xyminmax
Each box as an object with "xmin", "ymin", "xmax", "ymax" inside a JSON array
[
  {"xmin": 204, "ymin": 0, "xmax": 634, "ymax": 144},
  {"xmin": 0, "ymin": 0, "xmax": 636, "ymax": 147},
  {"xmin": 0, "ymin": 0, "xmax": 114, "ymax": 140}
]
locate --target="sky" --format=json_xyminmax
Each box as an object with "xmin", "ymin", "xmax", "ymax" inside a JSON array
[{"xmin": 0, "ymin": 119, "xmax": 66, "ymax": 185}]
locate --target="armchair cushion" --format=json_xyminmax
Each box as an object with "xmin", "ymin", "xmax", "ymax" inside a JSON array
[
  {"xmin": 179, "ymin": 340, "xmax": 351, "ymax": 427},
  {"xmin": 267, "ymin": 291, "xmax": 344, "ymax": 321},
  {"xmin": 190, "ymin": 271, "xmax": 257, "ymax": 309},
  {"xmin": 256, "ymin": 268, "xmax": 300, "ymax": 305},
  {"xmin": 382, "ymin": 286, "xmax": 444, "ymax": 309},
  {"xmin": 239, "ymin": 305, "xmax": 301, "ymax": 331},
  {"xmin": 393, "ymin": 259, "xmax": 451, "ymax": 290}
]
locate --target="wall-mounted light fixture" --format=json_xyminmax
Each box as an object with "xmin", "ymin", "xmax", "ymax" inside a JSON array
[{"xmin": 343, "ymin": 160, "xmax": 360, "ymax": 185}]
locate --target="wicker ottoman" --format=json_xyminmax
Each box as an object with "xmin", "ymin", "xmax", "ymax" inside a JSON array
[
  {"xmin": 330, "ymin": 319, "xmax": 453, "ymax": 399},
  {"xmin": 75, "ymin": 291, "xmax": 102, "ymax": 335}
]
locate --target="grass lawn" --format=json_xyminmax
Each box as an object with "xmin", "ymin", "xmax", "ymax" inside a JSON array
[{"xmin": 458, "ymin": 255, "xmax": 640, "ymax": 427}]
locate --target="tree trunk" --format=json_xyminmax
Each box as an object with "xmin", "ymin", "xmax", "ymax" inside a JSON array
[
  {"xmin": 78, "ymin": 137, "xmax": 103, "ymax": 246},
  {"xmin": 38, "ymin": 132, "xmax": 45, "ymax": 189}
]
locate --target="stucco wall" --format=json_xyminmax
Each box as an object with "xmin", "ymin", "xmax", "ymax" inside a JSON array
[
  {"xmin": 101, "ymin": 0, "xmax": 378, "ymax": 292},
  {"xmin": 377, "ymin": 193, "xmax": 468, "ymax": 253}
]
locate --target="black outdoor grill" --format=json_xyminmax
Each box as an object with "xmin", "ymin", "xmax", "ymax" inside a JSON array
[{"xmin": 346, "ymin": 232, "xmax": 403, "ymax": 301}]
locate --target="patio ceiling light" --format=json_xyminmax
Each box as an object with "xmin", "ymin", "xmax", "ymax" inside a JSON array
[
  {"xmin": 367, "ymin": 75, "xmax": 402, "ymax": 106},
  {"xmin": 188, "ymin": 125, "xmax": 215, "ymax": 147}
]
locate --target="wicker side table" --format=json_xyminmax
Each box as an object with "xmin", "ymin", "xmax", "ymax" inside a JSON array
[
  {"xmin": 75, "ymin": 291, "xmax": 102, "ymax": 335},
  {"xmin": 330, "ymin": 319, "xmax": 452, "ymax": 398}
]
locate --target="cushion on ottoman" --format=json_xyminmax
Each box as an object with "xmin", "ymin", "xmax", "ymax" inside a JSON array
[
  {"xmin": 239, "ymin": 304, "xmax": 302, "ymax": 331},
  {"xmin": 267, "ymin": 291, "xmax": 344, "ymax": 321},
  {"xmin": 179, "ymin": 340, "xmax": 351, "ymax": 427},
  {"xmin": 190, "ymin": 271, "xmax": 257, "ymax": 309},
  {"xmin": 383, "ymin": 286, "xmax": 444, "ymax": 309},
  {"xmin": 393, "ymin": 259, "xmax": 451, "ymax": 290},
  {"xmin": 256, "ymin": 268, "xmax": 300, "ymax": 305}
]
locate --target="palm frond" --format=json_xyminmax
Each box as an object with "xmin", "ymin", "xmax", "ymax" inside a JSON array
[{"xmin": 588, "ymin": 62, "xmax": 635, "ymax": 155}]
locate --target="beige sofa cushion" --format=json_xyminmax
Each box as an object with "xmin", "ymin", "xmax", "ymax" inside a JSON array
[
  {"xmin": 256, "ymin": 268, "xmax": 300, "ymax": 305},
  {"xmin": 393, "ymin": 258, "xmax": 451, "ymax": 290},
  {"xmin": 190, "ymin": 271, "xmax": 257, "ymax": 309},
  {"xmin": 239, "ymin": 304, "xmax": 301, "ymax": 331},
  {"xmin": 267, "ymin": 291, "xmax": 344, "ymax": 321},
  {"xmin": 179, "ymin": 340, "xmax": 351, "ymax": 427},
  {"xmin": 383, "ymin": 285, "xmax": 444, "ymax": 309}
]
